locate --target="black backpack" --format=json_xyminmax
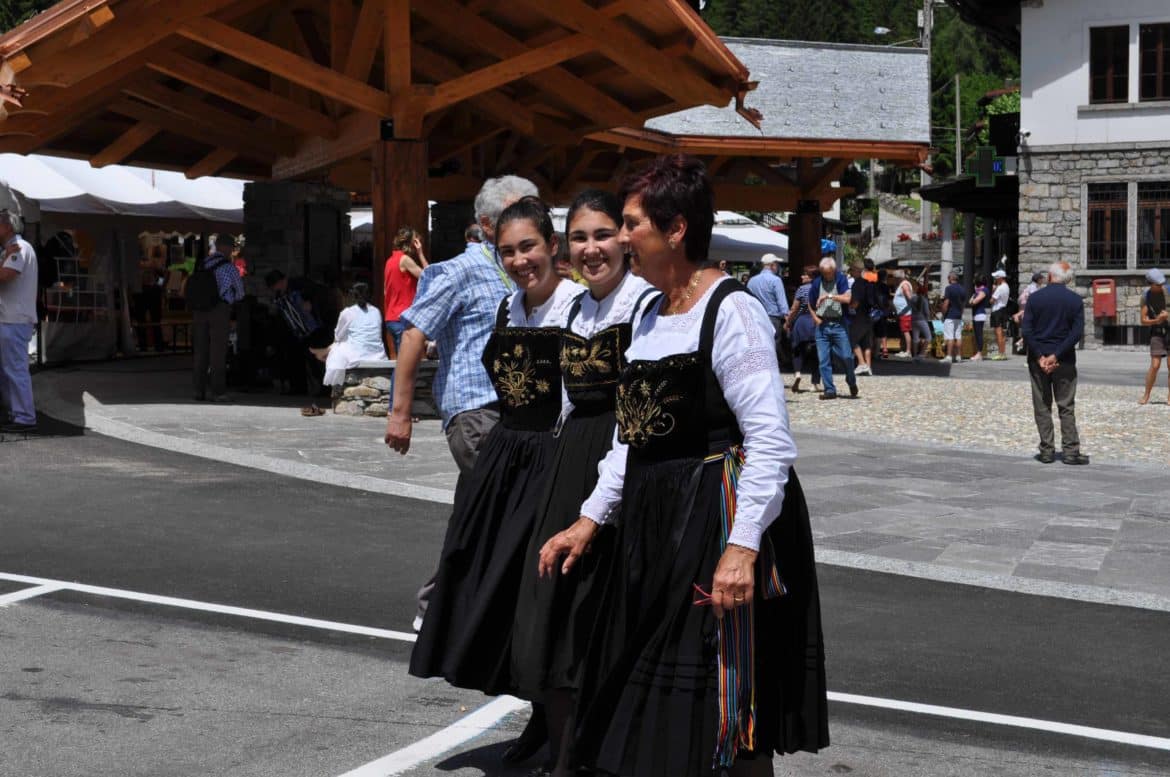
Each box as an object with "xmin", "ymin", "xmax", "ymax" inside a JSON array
[{"xmin": 186, "ymin": 257, "xmax": 228, "ymax": 311}]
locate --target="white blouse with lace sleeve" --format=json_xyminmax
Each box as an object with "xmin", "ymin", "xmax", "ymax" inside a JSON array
[{"xmin": 579, "ymin": 278, "xmax": 796, "ymax": 551}]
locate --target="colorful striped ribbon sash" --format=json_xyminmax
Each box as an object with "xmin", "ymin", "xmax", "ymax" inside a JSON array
[{"xmin": 709, "ymin": 445, "xmax": 786, "ymax": 769}]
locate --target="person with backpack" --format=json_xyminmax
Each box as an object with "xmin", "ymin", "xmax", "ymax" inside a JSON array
[
  {"xmin": 847, "ymin": 261, "xmax": 877, "ymax": 375},
  {"xmin": 189, "ymin": 234, "xmax": 243, "ymax": 402}
]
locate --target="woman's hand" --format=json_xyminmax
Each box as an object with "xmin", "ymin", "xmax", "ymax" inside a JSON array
[
  {"xmin": 710, "ymin": 545, "xmax": 757, "ymax": 619},
  {"xmin": 539, "ymin": 517, "xmax": 599, "ymax": 577}
]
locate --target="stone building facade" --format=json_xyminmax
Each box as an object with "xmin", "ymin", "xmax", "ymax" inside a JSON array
[{"xmin": 1018, "ymin": 143, "xmax": 1170, "ymax": 348}]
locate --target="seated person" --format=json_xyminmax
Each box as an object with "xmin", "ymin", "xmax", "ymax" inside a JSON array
[
  {"xmin": 265, "ymin": 269, "xmax": 332, "ymax": 395},
  {"xmin": 311, "ymin": 282, "xmax": 387, "ymax": 386}
]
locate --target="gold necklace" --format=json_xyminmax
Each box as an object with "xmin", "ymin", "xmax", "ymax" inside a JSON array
[{"xmin": 664, "ymin": 269, "xmax": 703, "ymax": 314}]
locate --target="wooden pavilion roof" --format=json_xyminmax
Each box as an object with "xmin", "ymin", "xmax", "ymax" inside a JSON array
[{"xmin": 0, "ymin": 0, "xmax": 758, "ymax": 191}]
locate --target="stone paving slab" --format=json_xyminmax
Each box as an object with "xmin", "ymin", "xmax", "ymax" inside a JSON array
[{"xmin": 30, "ymin": 356, "xmax": 1170, "ymax": 610}]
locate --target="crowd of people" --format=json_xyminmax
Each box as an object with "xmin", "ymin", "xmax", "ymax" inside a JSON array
[{"xmin": 385, "ymin": 158, "xmax": 828, "ymax": 777}]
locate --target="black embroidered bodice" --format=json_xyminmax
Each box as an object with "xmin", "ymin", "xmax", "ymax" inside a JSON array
[
  {"xmin": 560, "ymin": 323, "xmax": 631, "ymax": 416},
  {"xmin": 616, "ymin": 282, "xmax": 745, "ymax": 462},
  {"xmin": 482, "ymin": 302, "xmax": 564, "ymax": 432}
]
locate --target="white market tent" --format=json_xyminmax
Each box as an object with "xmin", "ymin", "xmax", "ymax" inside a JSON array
[
  {"xmin": 0, "ymin": 154, "xmax": 244, "ymax": 233},
  {"xmin": 0, "ymin": 154, "xmax": 246, "ymax": 362},
  {"xmin": 710, "ymin": 211, "xmax": 788, "ymax": 264}
]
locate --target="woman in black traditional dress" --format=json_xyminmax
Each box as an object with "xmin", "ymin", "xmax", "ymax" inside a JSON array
[
  {"xmin": 512, "ymin": 190, "xmax": 656, "ymax": 776},
  {"xmin": 541, "ymin": 155, "xmax": 829, "ymax": 777},
  {"xmin": 409, "ymin": 197, "xmax": 584, "ymax": 697}
]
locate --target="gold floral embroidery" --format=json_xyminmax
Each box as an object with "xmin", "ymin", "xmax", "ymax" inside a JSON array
[
  {"xmin": 616, "ymin": 378, "xmax": 685, "ymax": 447},
  {"xmin": 494, "ymin": 343, "xmax": 552, "ymax": 408},
  {"xmin": 560, "ymin": 337, "xmax": 615, "ymax": 379}
]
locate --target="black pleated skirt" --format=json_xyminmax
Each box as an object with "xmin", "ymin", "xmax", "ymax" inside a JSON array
[
  {"xmin": 408, "ymin": 423, "xmax": 557, "ymax": 696},
  {"xmin": 512, "ymin": 410, "xmax": 620, "ymax": 697},
  {"xmin": 572, "ymin": 455, "xmax": 829, "ymax": 777}
]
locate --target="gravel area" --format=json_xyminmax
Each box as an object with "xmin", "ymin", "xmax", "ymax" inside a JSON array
[{"xmin": 787, "ymin": 374, "xmax": 1167, "ymax": 467}]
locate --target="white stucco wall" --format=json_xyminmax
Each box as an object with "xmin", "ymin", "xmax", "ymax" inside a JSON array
[{"xmin": 1022, "ymin": 0, "xmax": 1170, "ymax": 147}]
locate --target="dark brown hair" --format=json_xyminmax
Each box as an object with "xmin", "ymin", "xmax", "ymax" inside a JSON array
[{"xmin": 619, "ymin": 154, "xmax": 714, "ymax": 265}]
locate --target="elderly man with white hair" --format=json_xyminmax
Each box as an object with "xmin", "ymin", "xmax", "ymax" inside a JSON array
[
  {"xmin": 1021, "ymin": 261, "xmax": 1087, "ymax": 465},
  {"xmin": 0, "ymin": 209, "xmax": 38, "ymax": 433},
  {"xmin": 809, "ymin": 255, "xmax": 858, "ymax": 399}
]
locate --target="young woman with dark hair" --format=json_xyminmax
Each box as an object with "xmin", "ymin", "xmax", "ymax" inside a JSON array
[
  {"xmin": 542, "ymin": 155, "xmax": 828, "ymax": 776},
  {"xmin": 511, "ymin": 189, "xmax": 657, "ymax": 776},
  {"xmin": 408, "ymin": 196, "xmax": 586, "ymax": 708},
  {"xmin": 311, "ymin": 282, "xmax": 386, "ymax": 391}
]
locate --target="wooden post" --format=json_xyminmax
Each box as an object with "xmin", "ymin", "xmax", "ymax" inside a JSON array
[
  {"xmin": 786, "ymin": 199, "xmax": 823, "ymax": 293},
  {"xmin": 371, "ymin": 135, "xmax": 428, "ymax": 312}
]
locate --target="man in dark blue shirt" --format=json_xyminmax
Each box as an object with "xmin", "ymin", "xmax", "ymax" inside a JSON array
[
  {"xmin": 940, "ymin": 272, "xmax": 966, "ymax": 363},
  {"xmin": 1021, "ymin": 261, "xmax": 1087, "ymax": 465}
]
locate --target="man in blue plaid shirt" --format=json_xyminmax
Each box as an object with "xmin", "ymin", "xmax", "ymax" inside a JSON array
[{"xmin": 384, "ymin": 175, "xmax": 538, "ymax": 620}]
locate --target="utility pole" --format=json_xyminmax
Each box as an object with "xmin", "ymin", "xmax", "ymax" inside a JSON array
[
  {"xmin": 955, "ymin": 73, "xmax": 962, "ymax": 173},
  {"xmin": 919, "ymin": 0, "xmax": 934, "ymax": 239}
]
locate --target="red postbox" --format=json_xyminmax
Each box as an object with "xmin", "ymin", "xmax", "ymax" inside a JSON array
[{"xmin": 1092, "ymin": 278, "xmax": 1117, "ymax": 318}]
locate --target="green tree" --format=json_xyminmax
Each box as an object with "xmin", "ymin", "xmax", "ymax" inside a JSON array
[{"xmin": 0, "ymin": 0, "xmax": 56, "ymax": 32}]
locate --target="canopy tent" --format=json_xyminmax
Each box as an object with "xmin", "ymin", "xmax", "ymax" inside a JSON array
[
  {"xmin": 0, "ymin": 153, "xmax": 244, "ymax": 233},
  {"xmin": 0, "ymin": 154, "xmax": 247, "ymax": 363},
  {"xmin": 710, "ymin": 211, "xmax": 788, "ymax": 264}
]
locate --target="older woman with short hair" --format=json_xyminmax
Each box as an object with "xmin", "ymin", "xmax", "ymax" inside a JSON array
[{"xmin": 541, "ymin": 155, "xmax": 828, "ymax": 777}]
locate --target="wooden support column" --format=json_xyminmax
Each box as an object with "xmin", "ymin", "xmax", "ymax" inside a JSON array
[
  {"xmin": 786, "ymin": 199, "xmax": 823, "ymax": 294},
  {"xmin": 371, "ymin": 134, "xmax": 429, "ymax": 311}
]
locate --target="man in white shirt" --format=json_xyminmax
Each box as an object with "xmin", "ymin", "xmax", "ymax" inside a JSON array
[
  {"xmin": 0, "ymin": 210, "xmax": 38, "ymax": 432},
  {"xmin": 990, "ymin": 269, "xmax": 1012, "ymax": 360}
]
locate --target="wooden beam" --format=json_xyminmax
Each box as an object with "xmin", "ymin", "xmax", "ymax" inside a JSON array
[
  {"xmin": 10, "ymin": 44, "xmax": 161, "ymax": 117},
  {"xmin": 330, "ymin": 0, "xmax": 357, "ymax": 72},
  {"xmin": 90, "ymin": 121, "xmax": 160, "ymax": 168},
  {"xmin": 344, "ymin": 0, "xmax": 387, "ymax": 83},
  {"xmin": 18, "ymin": 0, "xmax": 241, "ymax": 87},
  {"xmin": 178, "ymin": 16, "xmax": 395, "ymax": 117},
  {"xmin": 68, "ymin": 6, "xmax": 116, "ymax": 46},
  {"xmin": 430, "ymin": 126, "xmax": 507, "ymax": 166},
  {"xmin": 412, "ymin": 0, "xmax": 639, "ymax": 128},
  {"xmin": 385, "ymin": 0, "xmax": 412, "ymax": 96},
  {"xmin": 803, "ymin": 159, "xmax": 852, "ymax": 197},
  {"xmin": 512, "ymin": 0, "xmax": 728, "ymax": 108},
  {"xmin": 110, "ymin": 99, "xmax": 278, "ymax": 163},
  {"xmin": 147, "ymin": 54, "xmax": 339, "ymax": 140},
  {"xmin": 412, "ymin": 46, "xmax": 539, "ymax": 139},
  {"xmin": 187, "ymin": 147, "xmax": 238, "ymax": 179},
  {"xmin": 123, "ymin": 81, "xmax": 298, "ymax": 157},
  {"xmin": 425, "ymin": 34, "xmax": 594, "ymax": 114},
  {"xmin": 293, "ymin": 9, "xmax": 331, "ymax": 66},
  {"xmin": 272, "ymin": 111, "xmax": 380, "ymax": 179}
]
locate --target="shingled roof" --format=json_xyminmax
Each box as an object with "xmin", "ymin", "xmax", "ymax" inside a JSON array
[{"xmin": 646, "ymin": 38, "xmax": 930, "ymax": 147}]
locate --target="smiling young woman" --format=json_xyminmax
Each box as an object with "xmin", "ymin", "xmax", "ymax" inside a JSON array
[
  {"xmin": 408, "ymin": 197, "xmax": 585, "ymax": 717},
  {"xmin": 511, "ymin": 190, "xmax": 657, "ymax": 777}
]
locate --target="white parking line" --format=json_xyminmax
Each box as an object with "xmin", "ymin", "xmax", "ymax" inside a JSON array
[
  {"xmin": 335, "ymin": 696, "xmax": 529, "ymax": 777},
  {"xmin": 0, "ymin": 572, "xmax": 416, "ymax": 642},
  {"xmin": 827, "ymin": 692, "xmax": 1170, "ymax": 752},
  {"xmin": 2, "ymin": 570, "xmax": 1167, "ymax": 755},
  {"xmin": 0, "ymin": 583, "xmax": 64, "ymax": 606}
]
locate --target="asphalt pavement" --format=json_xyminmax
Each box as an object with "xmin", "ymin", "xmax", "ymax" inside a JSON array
[{"xmin": 2, "ymin": 432, "xmax": 1168, "ymax": 776}]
